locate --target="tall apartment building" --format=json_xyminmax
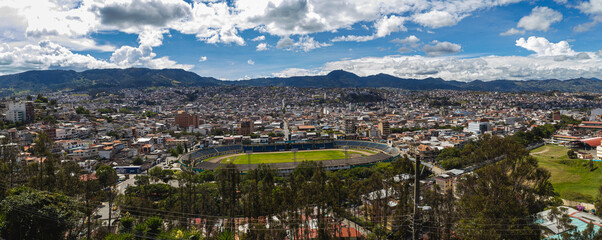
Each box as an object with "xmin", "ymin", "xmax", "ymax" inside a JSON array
[
  {"xmin": 5, "ymin": 101, "xmax": 34, "ymax": 123},
  {"xmin": 378, "ymin": 121, "xmax": 391, "ymax": 137},
  {"xmin": 240, "ymin": 119, "xmax": 254, "ymax": 136},
  {"xmin": 174, "ymin": 111, "xmax": 200, "ymax": 129},
  {"xmin": 344, "ymin": 117, "xmax": 357, "ymax": 134}
]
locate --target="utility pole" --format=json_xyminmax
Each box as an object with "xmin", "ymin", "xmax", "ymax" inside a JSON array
[{"xmin": 413, "ymin": 156, "xmax": 421, "ymax": 240}]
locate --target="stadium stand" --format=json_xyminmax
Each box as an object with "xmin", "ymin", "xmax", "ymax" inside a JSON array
[{"xmin": 186, "ymin": 140, "xmax": 400, "ymax": 174}]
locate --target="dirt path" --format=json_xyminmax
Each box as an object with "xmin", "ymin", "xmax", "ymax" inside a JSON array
[
  {"xmin": 530, "ymin": 147, "xmax": 549, "ymax": 155},
  {"xmin": 206, "ymin": 148, "xmax": 376, "ymax": 164}
]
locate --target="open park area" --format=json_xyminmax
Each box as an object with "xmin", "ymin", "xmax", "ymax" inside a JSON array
[{"xmin": 532, "ymin": 145, "xmax": 602, "ymax": 203}]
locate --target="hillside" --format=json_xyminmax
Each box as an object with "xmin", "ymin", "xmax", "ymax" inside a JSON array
[
  {"xmin": 231, "ymin": 70, "xmax": 602, "ymax": 92},
  {"xmin": 0, "ymin": 68, "xmax": 222, "ymax": 95},
  {"xmin": 0, "ymin": 68, "xmax": 601, "ymax": 95}
]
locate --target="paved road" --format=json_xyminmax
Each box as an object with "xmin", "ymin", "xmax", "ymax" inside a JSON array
[
  {"xmin": 116, "ymin": 158, "xmax": 179, "ymax": 194},
  {"xmin": 117, "ymin": 177, "xmax": 135, "ymax": 194},
  {"xmin": 96, "ymin": 202, "xmax": 118, "ymax": 227},
  {"xmin": 103, "ymin": 158, "xmax": 179, "ymax": 227}
]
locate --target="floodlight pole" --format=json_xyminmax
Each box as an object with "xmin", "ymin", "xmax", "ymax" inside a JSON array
[
  {"xmin": 292, "ymin": 148, "xmax": 298, "ymax": 166},
  {"xmin": 344, "ymin": 146, "xmax": 349, "ymax": 165},
  {"xmin": 246, "ymin": 150, "xmax": 253, "ymax": 166}
]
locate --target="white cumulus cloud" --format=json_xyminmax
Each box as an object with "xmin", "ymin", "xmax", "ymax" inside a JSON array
[
  {"xmin": 276, "ymin": 35, "xmax": 330, "ymax": 52},
  {"xmin": 256, "ymin": 43, "xmax": 268, "ymax": 51},
  {"xmin": 575, "ymin": 0, "xmax": 602, "ymax": 32},
  {"xmin": 578, "ymin": 0, "xmax": 602, "ymax": 21},
  {"xmin": 0, "ymin": 41, "xmax": 115, "ymax": 75},
  {"xmin": 515, "ymin": 36, "xmax": 575, "ymax": 56},
  {"xmin": 273, "ymin": 53, "xmax": 602, "ymax": 81},
  {"xmin": 110, "ymin": 43, "xmax": 193, "ymax": 70},
  {"xmin": 390, "ymin": 35, "xmax": 420, "ymax": 44},
  {"xmin": 375, "ymin": 15, "xmax": 406, "ymax": 37},
  {"xmin": 413, "ymin": 10, "xmax": 461, "ymax": 28},
  {"xmin": 252, "ymin": 35, "xmax": 265, "ymax": 41},
  {"xmin": 332, "ymin": 15, "xmax": 405, "ymax": 42},
  {"xmin": 517, "ymin": 6, "xmax": 562, "ymax": 31},
  {"xmin": 0, "ymin": 0, "xmax": 533, "ymax": 52},
  {"xmin": 500, "ymin": 28, "xmax": 525, "ymax": 36},
  {"xmin": 502, "ymin": 6, "xmax": 562, "ymax": 35},
  {"xmin": 331, "ymin": 35, "xmax": 376, "ymax": 42},
  {"xmin": 0, "ymin": 40, "xmax": 192, "ymax": 75}
]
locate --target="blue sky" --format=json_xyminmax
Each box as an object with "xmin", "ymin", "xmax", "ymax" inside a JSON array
[{"xmin": 0, "ymin": 0, "xmax": 601, "ymax": 81}]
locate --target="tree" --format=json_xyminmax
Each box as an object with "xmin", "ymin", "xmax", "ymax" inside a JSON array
[
  {"xmin": 568, "ymin": 150, "xmax": 577, "ymax": 159},
  {"xmin": 98, "ymin": 108, "xmax": 115, "ymax": 114},
  {"xmin": 0, "ymin": 140, "xmax": 20, "ymax": 196},
  {"xmin": 119, "ymin": 212, "xmax": 135, "ymax": 233},
  {"xmin": 145, "ymin": 217, "xmax": 163, "ymax": 236},
  {"xmin": 0, "ymin": 187, "xmax": 82, "ymax": 240},
  {"xmin": 217, "ymin": 163, "xmax": 240, "ymax": 231},
  {"xmin": 96, "ymin": 165, "xmax": 118, "ymax": 188},
  {"xmin": 149, "ymin": 166, "xmax": 163, "ymax": 183},
  {"xmin": 197, "ymin": 170, "xmax": 215, "ymax": 182},
  {"xmin": 132, "ymin": 156, "xmax": 144, "ymax": 165},
  {"xmin": 148, "ymin": 167, "xmax": 173, "ymax": 184},
  {"xmin": 134, "ymin": 175, "xmax": 150, "ymax": 187},
  {"xmin": 455, "ymin": 139, "xmax": 556, "ymax": 239},
  {"xmin": 75, "ymin": 106, "xmax": 90, "ymax": 115},
  {"xmin": 32, "ymin": 131, "xmax": 58, "ymax": 191},
  {"xmin": 119, "ymin": 108, "xmax": 133, "ymax": 114},
  {"xmin": 595, "ymin": 186, "xmax": 602, "ymax": 217},
  {"xmin": 561, "ymin": 221, "xmax": 602, "ymax": 239},
  {"xmin": 176, "ymin": 144, "xmax": 184, "ymax": 155},
  {"xmin": 95, "ymin": 165, "xmax": 118, "ymax": 231},
  {"xmin": 211, "ymin": 129, "xmax": 225, "ymax": 136},
  {"xmin": 144, "ymin": 111, "xmax": 158, "ymax": 118},
  {"xmin": 55, "ymin": 161, "xmax": 82, "ymax": 197}
]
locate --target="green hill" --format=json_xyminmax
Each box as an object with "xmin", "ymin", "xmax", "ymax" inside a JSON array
[{"xmin": 0, "ymin": 68, "xmax": 601, "ymax": 95}]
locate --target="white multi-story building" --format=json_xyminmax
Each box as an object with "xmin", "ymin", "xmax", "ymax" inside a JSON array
[
  {"xmin": 5, "ymin": 101, "xmax": 34, "ymax": 123},
  {"xmin": 467, "ymin": 120, "xmax": 489, "ymax": 135}
]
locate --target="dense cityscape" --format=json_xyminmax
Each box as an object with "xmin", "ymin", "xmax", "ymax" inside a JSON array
[
  {"xmin": 3, "ymin": 0, "xmax": 602, "ymax": 239},
  {"xmin": 0, "ymin": 86, "xmax": 601, "ymax": 239}
]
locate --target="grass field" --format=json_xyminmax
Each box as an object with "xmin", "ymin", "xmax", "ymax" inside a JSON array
[
  {"xmin": 532, "ymin": 145, "xmax": 602, "ymax": 202},
  {"xmin": 219, "ymin": 150, "xmax": 357, "ymax": 164}
]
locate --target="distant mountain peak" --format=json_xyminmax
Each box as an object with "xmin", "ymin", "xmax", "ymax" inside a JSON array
[{"xmin": 326, "ymin": 70, "xmax": 359, "ymax": 78}]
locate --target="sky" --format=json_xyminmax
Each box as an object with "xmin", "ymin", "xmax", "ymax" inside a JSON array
[{"xmin": 0, "ymin": 0, "xmax": 602, "ymax": 81}]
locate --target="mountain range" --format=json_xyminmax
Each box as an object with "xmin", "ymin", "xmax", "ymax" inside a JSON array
[{"xmin": 0, "ymin": 68, "xmax": 600, "ymax": 95}]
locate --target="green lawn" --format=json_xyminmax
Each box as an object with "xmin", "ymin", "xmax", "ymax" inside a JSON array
[
  {"xmin": 225, "ymin": 150, "xmax": 352, "ymax": 164},
  {"xmin": 532, "ymin": 145, "xmax": 602, "ymax": 202}
]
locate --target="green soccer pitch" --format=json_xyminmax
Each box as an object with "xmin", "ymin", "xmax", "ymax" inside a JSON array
[{"xmin": 218, "ymin": 150, "xmax": 366, "ymax": 165}]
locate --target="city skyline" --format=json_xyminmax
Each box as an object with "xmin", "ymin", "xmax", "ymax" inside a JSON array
[{"xmin": 1, "ymin": 0, "xmax": 602, "ymax": 81}]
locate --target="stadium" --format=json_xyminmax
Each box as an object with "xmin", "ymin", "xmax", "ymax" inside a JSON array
[{"xmin": 182, "ymin": 140, "xmax": 401, "ymax": 174}]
